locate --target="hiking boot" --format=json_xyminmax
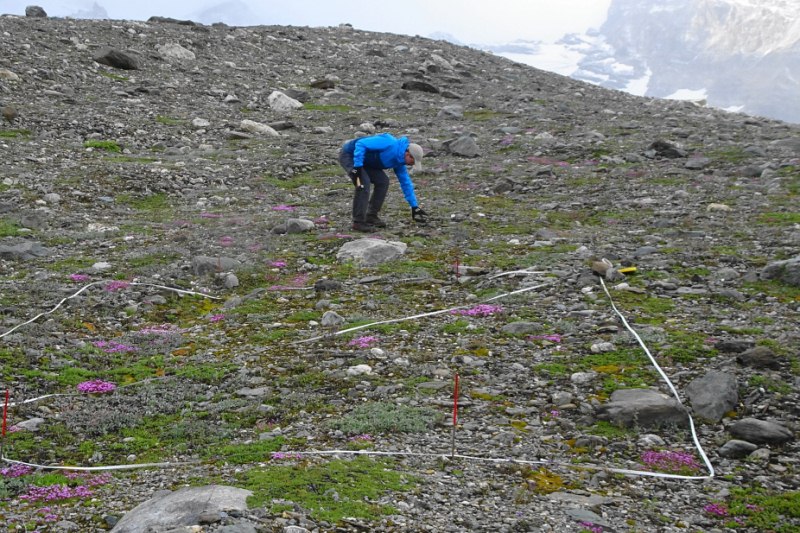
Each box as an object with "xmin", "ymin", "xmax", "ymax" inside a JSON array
[
  {"xmin": 352, "ymin": 221, "xmax": 377, "ymax": 232},
  {"xmin": 366, "ymin": 214, "xmax": 387, "ymax": 228}
]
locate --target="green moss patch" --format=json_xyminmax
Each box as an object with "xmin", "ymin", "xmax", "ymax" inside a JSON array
[{"xmin": 242, "ymin": 456, "xmax": 416, "ymax": 523}]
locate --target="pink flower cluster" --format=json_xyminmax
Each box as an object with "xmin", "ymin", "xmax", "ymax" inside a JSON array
[
  {"xmin": 76, "ymin": 380, "xmax": 117, "ymax": 394},
  {"xmin": 348, "ymin": 434, "xmax": 373, "ymax": 442},
  {"xmin": 641, "ymin": 450, "xmax": 701, "ymax": 474},
  {"xmin": 69, "ymin": 273, "xmax": 91, "ymax": 282},
  {"xmin": 268, "ymin": 260, "xmax": 287, "ymax": 268},
  {"xmin": 94, "ymin": 340, "xmax": 137, "ymax": 353},
  {"xmin": 19, "ymin": 484, "xmax": 93, "ymax": 502},
  {"xmin": 579, "ymin": 522, "xmax": 603, "ymax": 533},
  {"xmin": 272, "ymin": 204, "xmax": 296, "ymax": 211},
  {"xmin": 268, "ymin": 273, "xmax": 309, "ymax": 291},
  {"xmin": 348, "ymin": 336, "xmax": 378, "ymax": 349},
  {"xmin": 703, "ymin": 503, "xmax": 728, "ymax": 517},
  {"xmin": 37, "ymin": 507, "xmax": 59, "ymax": 522},
  {"xmin": 105, "ymin": 280, "xmax": 130, "ymax": 292},
  {"xmin": 271, "ymin": 452, "xmax": 303, "ymax": 460},
  {"xmin": 451, "ymin": 304, "xmax": 503, "ymax": 317},
  {"xmin": 1, "ymin": 464, "xmax": 33, "ymax": 478},
  {"xmin": 209, "ymin": 314, "xmax": 225, "ymax": 322},
  {"xmin": 528, "ymin": 334, "xmax": 562, "ymax": 343}
]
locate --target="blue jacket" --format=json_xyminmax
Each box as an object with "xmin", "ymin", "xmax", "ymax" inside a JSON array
[{"xmin": 344, "ymin": 133, "xmax": 418, "ymax": 208}]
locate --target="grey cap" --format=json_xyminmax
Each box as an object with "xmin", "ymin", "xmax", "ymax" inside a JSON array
[{"xmin": 407, "ymin": 143, "xmax": 423, "ymax": 172}]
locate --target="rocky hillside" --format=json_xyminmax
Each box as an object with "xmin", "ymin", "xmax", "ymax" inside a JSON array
[{"xmin": 1, "ymin": 10, "xmax": 799, "ymax": 533}]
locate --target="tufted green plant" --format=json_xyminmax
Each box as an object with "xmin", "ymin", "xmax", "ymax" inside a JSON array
[
  {"xmin": 328, "ymin": 402, "xmax": 442, "ymax": 435},
  {"xmin": 83, "ymin": 139, "xmax": 122, "ymax": 152}
]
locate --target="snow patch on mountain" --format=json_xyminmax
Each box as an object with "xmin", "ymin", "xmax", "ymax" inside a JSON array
[{"xmin": 476, "ymin": 0, "xmax": 800, "ymax": 124}]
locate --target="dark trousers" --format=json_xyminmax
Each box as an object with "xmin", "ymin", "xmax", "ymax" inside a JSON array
[{"xmin": 339, "ymin": 146, "xmax": 389, "ymax": 223}]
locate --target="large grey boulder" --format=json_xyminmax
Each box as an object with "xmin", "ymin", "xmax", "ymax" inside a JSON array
[
  {"xmin": 0, "ymin": 241, "xmax": 49, "ymax": 260},
  {"xmin": 25, "ymin": 6, "xmax": 47, "ymax": 17},
  {"xmin": 443, "ymin": 135, "xmax": 480, "ymax": 157},
  {"xmin": 110, "ymin": 485, "xmax": 251, "ymax": 533},
  {"xmin": 728, "ymin": 418, "xmax": 794, "ymax": 445},
  {"xmin": 93, "ymin": 48, "xmax": 140, "ymax": 70},
  {"xmin": 337, "ymin": 238, "xmax": 407, "ymax": 266},
  {"xmin": 685, "ymin": 371, "xmax": 738, "ymax": 422},
  {"xmin": 760, "ymin": 256, "xmax": 800, "ymax": 287},
  {"xmin": 156, "ymin": 42, "xmax": 196, "ymax": 62},
  {"xmin": 595, "ymin": 388, "xmax": 688, "ymax": 429},
  {"xmin": 268, "ymin": 91, "xmax": 304, "ymax": 111},
  {"xmin": 239, "ymin": 119, "xmax": 280, "ymax": 136}
]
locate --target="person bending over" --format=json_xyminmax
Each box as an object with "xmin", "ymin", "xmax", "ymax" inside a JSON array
[{"xmin": 338, "ymin": 133, "xmax": 429, "ymax": 232}]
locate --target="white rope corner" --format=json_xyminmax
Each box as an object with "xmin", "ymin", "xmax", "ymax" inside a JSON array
[
  {"xmin": 598, "ymin": 276, "xmax": 714, "ymax": 479},
  {"xmin": 0, "ymin": 269, "xmax": 715, "ymax": 481}
]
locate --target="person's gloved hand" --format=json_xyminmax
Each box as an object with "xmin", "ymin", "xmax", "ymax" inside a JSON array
[
  {"xmin": 411, "ymin": 206, "xmax": 429, "ymax": 223},
  {"xmin": 349, "ymin": 167, "xmax": 363, "ymax": 188}
]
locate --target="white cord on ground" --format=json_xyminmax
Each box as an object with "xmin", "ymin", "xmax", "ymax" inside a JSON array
[
  {"xmin": 0, "ymin": 281, "xmax": 219, "ymax": 340},
  {"xmin": 598, "ymin": 276, "xmax": 714, "ymax": 478},
  {"xmin": 277, "ymin": 449, "xmax": 712, "ymax": 481},
  {"xmin": 293, "ymin": 282, "xmax": 552, "ymax": 344},
  {"xmin": 0, "ymin": 454, "xmax": 196, "ymax": 472}
]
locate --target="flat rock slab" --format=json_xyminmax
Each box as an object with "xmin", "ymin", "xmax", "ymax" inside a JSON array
[
  {"xmin": 595, "ymin": 388, "xmax": 688, "ymax": 429},
  {"xmin": 111, "ymin": 485, "xmax": 252, "ymax": 533}
]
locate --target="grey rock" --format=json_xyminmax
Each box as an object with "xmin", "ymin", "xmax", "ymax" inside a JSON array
[
  {"xmin": 314, "ymin": 279, "xmax": 343, "ymax": 292},
  {"xmin": 760, "ymin": 256, "xmax": 800, "ymax": 287},
  {"xmin": 156, "ymin": 42, "xmax": 196, "ymax": 62},
  {"xmin": 685, "ymin": 371, "xmax": 738, "ymax": 421},
  {"xmin": 401, "ymin": 80, "xmax": 439, "ymax": 93},
  {"xmin": 718, "ymin": 439, "xmax": 759, "ymax": 459},
  {"xmin": 93, "ymin": 48, "xmax": 140, "ymax": 70},
  {"xmin": 321, "ymin": 310, "xmax": 345, "ymax": 327},
  {"xmin": 715, "ymin": 339, "xmax": 755, "ymax": 353},
  {"xmin": 595, "ymin": 388, "xmax": 688, "ymax": 428},
  {"xmin": 438, "ymin": 105, "xmax": 464, "ymax": 118},
  {"xmin": 110, "ymin": 485, "xmax": 251, "ymax": 533},
  {"xmin": 16, "ymin": 417, "xmax": 46, "ymax": 431},
  {"xmin": 649, "ymin": 140, "xmax": 687, "ymax": 158},
  {"xmin": 336, "ymin": 238, "xmax": 407, "ymax": 266},
  {"xmin": 737, "ymin": 345, "xmax": 781, "ymax": 369},
  {"xmin": 443, "ymin": 135, "xmax": 480, "ymax": 157},
  {"xmin": 0, "ymin": 241, "xmax": 49, "ymax": 260},
  {"xmin": 729, "ymin": 418, "xmax": 794, "ymax": 445},
  {"xmin": 25, "ymin": 5, "xmax": 48, "ymax": 17},
  {"xmin": 268, "ymin": 91, "xmax": 304, "ymax": 111}
]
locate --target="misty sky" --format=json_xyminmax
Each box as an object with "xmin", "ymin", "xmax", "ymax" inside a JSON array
[{"xmin": 2, "ymin": 0, "xmax": 613, "ymax": 43}]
